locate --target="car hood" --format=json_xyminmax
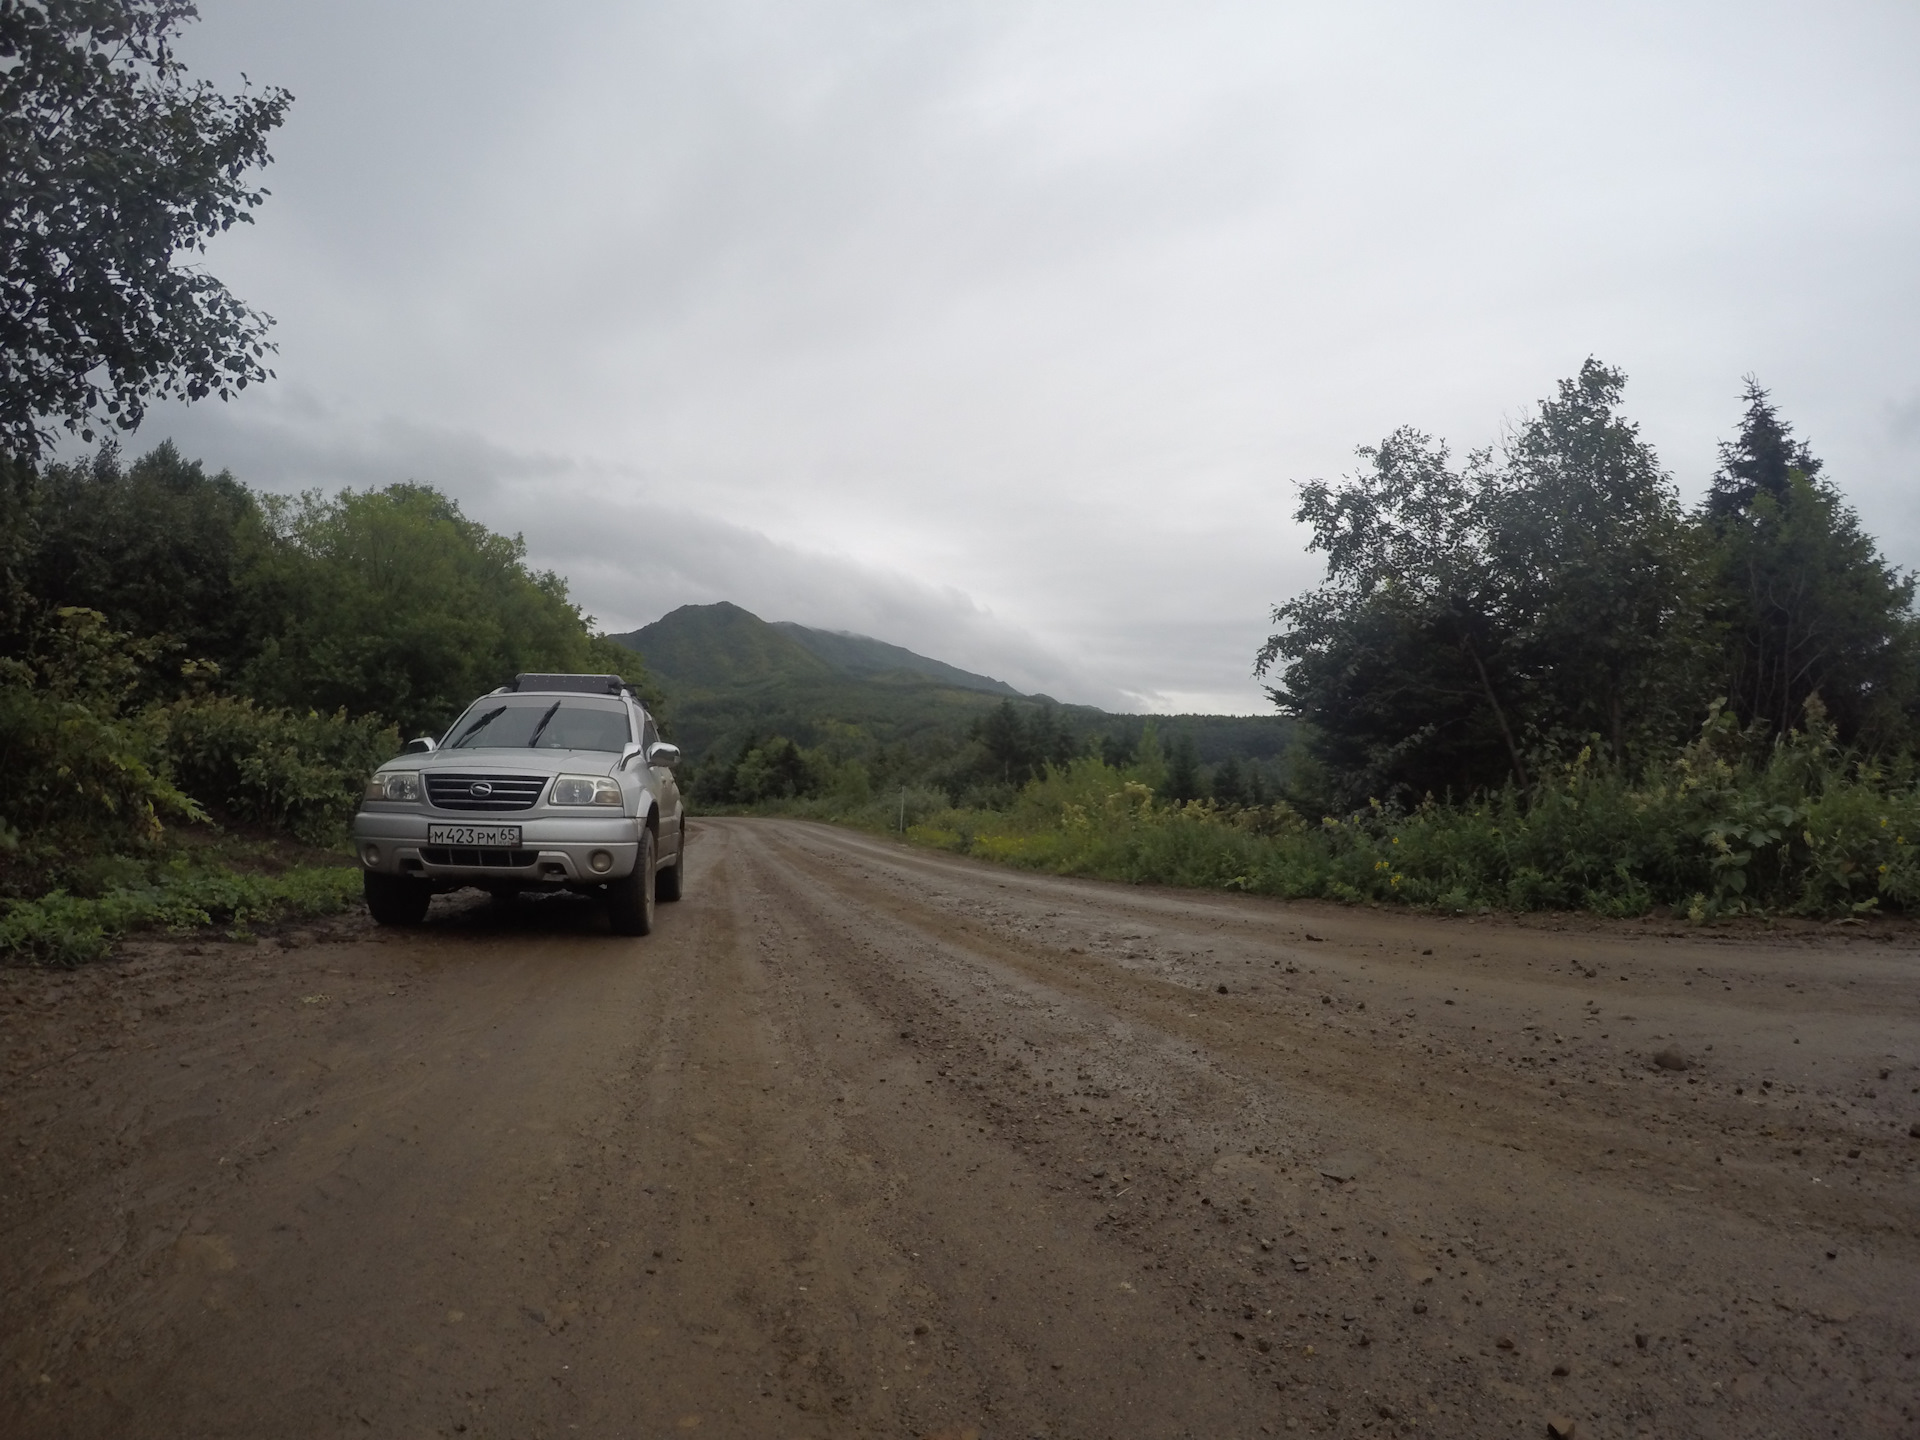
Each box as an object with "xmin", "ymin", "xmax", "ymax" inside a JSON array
[{"xmin": 412, "ymin": 748, "xmax": 624, "ymax": 777}]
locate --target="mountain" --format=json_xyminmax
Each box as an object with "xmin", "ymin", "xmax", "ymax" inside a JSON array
[
  {"xmin": 605, "ymin": 603, "xmax": 1043, "ymax": 761},
  {"xmin": 610, "ymin": 601, "xmax": 835, "ymax": 692},
  {"xmin": 606, "ymin": 602, "xmax": 1295, "ymax": 792},
  {"xmin": 771, "ymin": 622, "xmax": 1019, "ymax": 697},
  {"xmin": 608, "ymin": 602, "xmax": 1017, "ymax": 698}
]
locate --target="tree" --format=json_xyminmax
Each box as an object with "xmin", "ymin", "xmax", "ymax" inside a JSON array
[
  {"xmin": 237, "ymin": 483, "xmax": 642, "ymax": 736},
  {"xmin": 1209, "ymin": 754, "xmax": 1247, "ymax": 807},
  {"xmin": 1027, "ymin": 700, "xmax": 1079, "ymax": 772},
  {"xmin": 973, "ymin": 698, "xmax": 1078, "ymax": 787},
  {"xmin": 1258, "ymin": 425, "xmax": 1529, "ymax": 801},
  {"xmin": 1489, "ymin": 360, "xmax": 1708, "ymax": 766},
  {"xmin": 1260, "ymin": 361, "xmax": 1707, "ymax": 804},
  {"xmin": 2, "ymin": 1, "xmax": 291, "ymax": 460},
  {"xmin": 1703, "ymin": 383, "xmax": 1918, "ymax": 747},
  {"xmin": 978, "ymin": 699, "xmax": 1028, "ymax": 783},
  {"xmin": 1705, "ymin": 377, "xmax": 1823, "ymax": 519},
  {"xmin": 16, "ymin": 439, "xmax": 260, "ymax": 682},
  {"xmin": 1165, "ymin": 733, "xmax": 1201, "ymax": 803},
  {"xmin": 731, "ymin": 738, "xmax": 813, "ymax": 803}
]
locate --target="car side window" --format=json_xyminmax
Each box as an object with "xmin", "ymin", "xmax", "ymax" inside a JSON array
[{"xmin": 641, "ymin": 712, "xmax": 660, "ymax": 751}]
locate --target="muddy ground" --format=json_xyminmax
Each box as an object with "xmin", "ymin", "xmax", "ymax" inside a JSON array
[{"xmin": 2, "ymin": 817, "xmax": 1917, "ymax": 1439}]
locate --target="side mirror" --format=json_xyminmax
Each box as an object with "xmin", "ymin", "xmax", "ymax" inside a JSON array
[
  {"xmin": 401, "ymin": 735, "xmax": 437, "ymax": 755},
  {"xmin": 647, "ymin": 741, "xmax": 682, "ymax": 769}
]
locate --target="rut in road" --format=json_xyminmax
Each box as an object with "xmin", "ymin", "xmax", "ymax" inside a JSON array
[
  {"xmin": 736, "ymin": 819, "xmax": 1918, "ymax": 1439},
  {"xmin": 1, "ymin": 816, "xmax": 1916, "ymax": 1440}
]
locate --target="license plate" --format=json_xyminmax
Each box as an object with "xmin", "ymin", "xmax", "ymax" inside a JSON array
[{"xmin": 428, "ymin": 824, "xmax": 522, "ymax": 846}]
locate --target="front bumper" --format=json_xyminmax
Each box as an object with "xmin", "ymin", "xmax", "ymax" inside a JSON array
[{"xmin": 352, "ymin": 810, "xmax": 643, "ymax": 883}]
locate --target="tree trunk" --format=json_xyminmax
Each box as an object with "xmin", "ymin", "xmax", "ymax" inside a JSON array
[{"xmin": 1461, "ymin": 634, "xmax": 1528, "ymax": 790}]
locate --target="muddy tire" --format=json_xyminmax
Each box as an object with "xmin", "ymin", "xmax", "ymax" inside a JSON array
[
  {"xmin": 363, "ymin": 871, "xmax": 432, "ymax": 926},
  {"xmin": 606, "ymin": 827, "xmax": 656, "ymax": 936},
  {"xmin": 655, "ymin": 821, "xmax": 685, "ymax": 903}
]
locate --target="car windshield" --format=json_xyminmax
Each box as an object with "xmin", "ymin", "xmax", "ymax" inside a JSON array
[{"xmin": 443, "ymin": 697, "xmax": 632, "ymax": 752}]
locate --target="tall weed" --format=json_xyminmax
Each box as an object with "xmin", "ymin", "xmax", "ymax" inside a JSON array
[{"xmin": 883, "ymin": 705, "xmax": 1919, "ymax": 920}]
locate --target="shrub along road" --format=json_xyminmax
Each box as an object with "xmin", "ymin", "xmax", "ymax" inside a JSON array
[{"xmin": 2, "ymin": 819, "xmax": 1916, "ymax": 1438}]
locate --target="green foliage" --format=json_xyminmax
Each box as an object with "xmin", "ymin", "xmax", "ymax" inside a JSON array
[
  {"xmin": 238, "ymin": 483, "xmax": 651, "ymax": 737},
  {"xmin": 1262, "ymin": 360, "xmax": 1706, "ymax": 805},
  {"xmin": 1491, "ymin": 361, "xmax": 1710, "ymax": 765},
  {"xmin": 1262, "ymin": 363, "xmax": 1916, "ymax": 808},
  {"xmin": 1165, "ymin": 733, "xmax": 1202, "ymax": 803},
  {"xmin": 0, "ymin": 607, "xmax": 203, "ymax": 880},
  {"xmin": 700, "ymin": 735, "xmax": 820, "ymax": 805},
  {"xmin": 1703, "ymin": 383, "xmax": 1918, "ymax": 748},
  {"xmin": 159, "ymin": 695, "xmax": 398, "ymax": 844},
  {"xmin": 8, "ymin": 441, "xmax": 261, "ymax": 681},
  {"xmin": 0, "ymin": 862, "xmax": 361, "ymax": 968},
  {"xmin": 1, "ymin": 0, "xmax": 291, "ymax": 460},
  {"xmin": 970, "ymin": 697, "xmax": 1079, "ymax": 791},
  {"xmin": 0, "ymin": 448, "xmax": 662, "ymax": 962},
  {"xmin": 895, "ymin": 703, "xmax": 1920, "ymax": 922}
]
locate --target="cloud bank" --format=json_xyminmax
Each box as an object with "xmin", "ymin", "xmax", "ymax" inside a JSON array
[{"xmin": 115, "ymin": 0, "xmax": 1920, "ymax": 713}]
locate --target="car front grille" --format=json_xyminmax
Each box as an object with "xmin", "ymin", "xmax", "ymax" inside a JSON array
[
  {"xmin": 422, "ymin": 847, "xmax": 538, "ymax": 868},
  {"xmin": 424, "ymin": 772, "xmax": 547, "ymax": 811}
]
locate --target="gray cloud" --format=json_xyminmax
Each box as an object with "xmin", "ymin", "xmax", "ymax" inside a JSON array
[
  {"xmin": 138, "ymin": 393, "xmax": 1142, "ymax": 707},
  {"xmin": 125, "ymin": 0, "xmax": 1920, "ymax": 713}
]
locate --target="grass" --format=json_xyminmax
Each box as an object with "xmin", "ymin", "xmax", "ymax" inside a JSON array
[
  {"xmin": 0, "ymin": 852, "xmax": 363, "ymax": 968},
  {"xmin": 725, "ymin": 707, "xmax": 1920, "ymax": 923}
]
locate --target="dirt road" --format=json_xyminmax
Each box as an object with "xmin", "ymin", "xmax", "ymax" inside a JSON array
[{"xmin": 3, "ymin": 818, "xmax": 1917, "ymax": 1439}]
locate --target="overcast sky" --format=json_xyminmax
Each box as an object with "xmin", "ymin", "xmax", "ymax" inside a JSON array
[{"xmin": 128, "ymin": 0, "xmax": 1920, "ymax": 712}]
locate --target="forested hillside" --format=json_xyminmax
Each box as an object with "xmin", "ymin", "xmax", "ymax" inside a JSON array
[{"xmin": 609, "ymin": 601, "xmax": 1295, "ymax": 810}]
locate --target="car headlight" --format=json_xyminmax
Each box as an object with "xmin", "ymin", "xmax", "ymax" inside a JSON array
[
  {"xmin": 550, "ymin": 774, "xmax": 623, "ymax": 806},
  {"xmin": 365, "ymin": 770, "xmax": 422, "ymax": 802}
]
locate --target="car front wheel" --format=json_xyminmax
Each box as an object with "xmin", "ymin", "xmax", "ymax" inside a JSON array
[
  {"xmin": 655, "ymin": 820, "xmax": 685, "ymax": 903},
  {"xmin": 364, "ymin": 871, "xmax": 432, "ymax": 926},
  {"xmin": 606, "ymin": 828, "xmax": 656, "ymax": 936}
]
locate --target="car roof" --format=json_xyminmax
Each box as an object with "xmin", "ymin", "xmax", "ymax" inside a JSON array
[{"xmin": 506, "ymin": 672, "xmax": 632, "ymax": 697}]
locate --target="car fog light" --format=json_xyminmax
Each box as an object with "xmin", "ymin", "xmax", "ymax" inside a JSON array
[
  {"xmin": 589, "ymin": 850, "xmax": 613, "ymax": 874},
  {"xmin": 361, "ymin": 843, "xmax": 381, "ymax": 866}
]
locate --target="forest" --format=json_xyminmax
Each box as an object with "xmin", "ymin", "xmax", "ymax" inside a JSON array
[{"xmin": 880, "ymin": 364, "xmax": 1920, "ymax": 921}]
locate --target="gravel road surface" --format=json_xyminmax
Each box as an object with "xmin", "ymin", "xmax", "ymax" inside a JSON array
[{"xmin": 3, "ymin": 817, "xmax": 1917, "ymax": 1439}]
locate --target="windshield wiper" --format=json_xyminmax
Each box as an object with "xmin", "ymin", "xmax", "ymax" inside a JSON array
[
  {"xmin": 524, "ymin": 701, "xmax": 563, "ymax": 748},
  {"xmin": 450, "ymin": 706, "xmax": 507, "ymax": 748}
]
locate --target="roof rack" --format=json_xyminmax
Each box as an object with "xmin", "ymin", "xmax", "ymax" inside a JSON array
[{"xmin": 509, "ymin": 673, "xmax": 631, "ymax": 697}]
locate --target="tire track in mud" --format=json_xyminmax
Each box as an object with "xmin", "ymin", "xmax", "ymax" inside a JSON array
[
  {"xmin": 728, "ymin": 819, "xmax": 1920, "ymax": 1439},
  {"xmin": 752, "ymin": 822, "xmax": 1909, "ymax": 1236}
]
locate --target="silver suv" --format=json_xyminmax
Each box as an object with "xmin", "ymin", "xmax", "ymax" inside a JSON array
[{"xmin": 352, "ymin": 674, "xmax": 685, "ymax": 935}]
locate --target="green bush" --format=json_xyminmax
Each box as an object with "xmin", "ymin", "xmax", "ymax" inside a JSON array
[
  {"xmin": 160, "ymin": 695, "xmax": 398, "ymax": 844},
  {"xmin": 0, "ymin": 609, "xmax": 204, "ymax": 880},
  {"xmin": 886, "ymin": 705, "xmax": 1920, "ymax": 921}
]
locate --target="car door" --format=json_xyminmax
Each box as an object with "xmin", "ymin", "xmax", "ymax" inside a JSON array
[{"xmin": 642, "ymin": 709, "xmax": 683, "ymax": 851}]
